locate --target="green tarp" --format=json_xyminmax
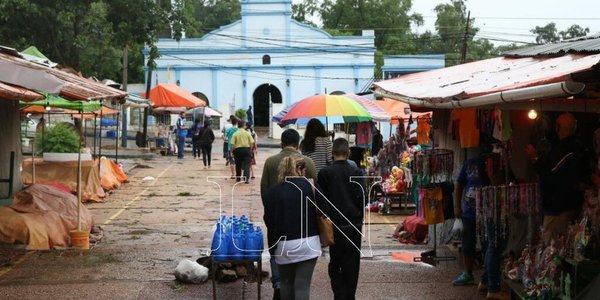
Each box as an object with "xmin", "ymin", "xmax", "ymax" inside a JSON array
[
  {"xmin": 21, "ymin": 94, "xmax": 101, "ymax": 112},
  {"xmin": 21, "ymin": 46, "xmax": 50, "ymax": 61}
]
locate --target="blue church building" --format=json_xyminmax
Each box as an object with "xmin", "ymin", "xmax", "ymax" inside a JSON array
[{"xmin": 149, "ymin": 0, "xmax": 376, "ymax": 137}]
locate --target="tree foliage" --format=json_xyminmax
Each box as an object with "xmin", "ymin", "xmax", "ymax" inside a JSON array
[
  {"xmin": 531, "ymin": 22, "xmax": 590, "ymax": 44},
  {"xmin": 191, "ymin": 0, "xmax": 240, "ymax": 37},
  {"xmin": 531, "ymin": 22, "xmax": 560, "ymax": 44},
  {"xmin": 559, "ymin": 24, "xmax": 590, "ymax": 40},
  {"xmin": 0, "ymin": 0, "xmax": 195, "ymax": 83}
]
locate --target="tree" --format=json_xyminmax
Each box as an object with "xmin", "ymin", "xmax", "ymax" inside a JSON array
[
  {"xmin": 0, "ymin": 0, "xmax": 195, "ymax": 82},
  {"xmin": 192, "ymin": 0, "xmax": 240, "ymax": 37},
  {"xmin": 531, "ymin": 22, "xmax": 560, "ymax": 44},
  {"xmin": 292, "ymin": 0, "xmax": 319, "ymax": 25},
  {"xmin": 559, "ymin": 24, "xmax": 590, "ymax": 40}
]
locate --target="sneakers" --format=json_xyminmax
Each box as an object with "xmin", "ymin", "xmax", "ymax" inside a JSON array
[
  {"xmin": 452, "ymin": 272, "xmax": 475, "ymax": 286},
  {"xmin": 486, "ymin": 292, "xmax": 503, "ymax": 300}
]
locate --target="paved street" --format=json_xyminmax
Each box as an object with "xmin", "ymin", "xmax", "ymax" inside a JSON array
[{"xmin": 0, "ymin": 143, "xmax": 485, "ymax": 299}]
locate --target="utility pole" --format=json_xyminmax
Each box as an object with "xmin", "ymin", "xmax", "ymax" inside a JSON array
[
  {"xmin": 142, "ymin": 59, "xmax": 152, "ymax": 148},
  {"xmin": 460, "ymin": 11, "xmax": 471, "ymax": 64},
  {"xmin": 121, "ymin": 46, "xmax": 128, "ymax": 148}
]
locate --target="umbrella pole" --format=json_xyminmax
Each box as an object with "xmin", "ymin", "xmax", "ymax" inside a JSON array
[
  {"xmin": 77, "ymin": 112, "xmax": 83, "ymax": 232},
  {"xmin": 116, "ymin": 110, "xmax": 120, "ymax": 164}
]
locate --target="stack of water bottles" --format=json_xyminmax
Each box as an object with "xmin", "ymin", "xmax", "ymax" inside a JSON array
[{"xmin": 211, "ymin": 215, "xmax": 264, "ymax": 261}]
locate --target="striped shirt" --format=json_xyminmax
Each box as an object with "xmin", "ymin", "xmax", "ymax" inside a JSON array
[{"xmin": 302, "ymin": 136, "xmax": 332, "ymax": 173}]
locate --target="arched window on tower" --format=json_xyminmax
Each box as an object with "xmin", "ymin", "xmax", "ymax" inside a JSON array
[{"xmin": 262, "ymin": 55, "xmax": 271, "ymax": 65}]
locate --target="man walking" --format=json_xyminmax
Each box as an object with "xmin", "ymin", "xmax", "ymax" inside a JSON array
[
  {"xmin": 225, "ymin": 116, "xmax": 239, "ymax": 178},
  {"xmin": 246, "ymin": 105, "xmax": 253, "ymax": 128},
  {"xmin": 230, "ymin": 120, "xmax": 254, "ymax": 183},
  {"xmin": 318, "ymin": 138, "xmax": 365, "ymax": 300},
  {"xmin": 261, "ymin": 129, "xmax": 317, "ymax": 300},
  {"xmin": 176, "ymin": 112, "xmax": 188, "ymax": 159}
]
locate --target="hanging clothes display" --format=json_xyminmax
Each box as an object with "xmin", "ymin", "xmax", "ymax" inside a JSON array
[
  {"xmin": 356, "ymin": 122, "xmax": 373, "ymax": 149},
  {"xmin": 419, "ymin": 186, "xmax": 445, "ymax": 224},
  {"xmin": 475, "ymin": 183, "xmax": 539, "ymax": 242},
  {"xmin": 452, "ymin": 108, "xmax": 480, "ymax": 148},
  {"xmin": 415, "ymin": 116, "xmax": 431, "ymax": 145}
]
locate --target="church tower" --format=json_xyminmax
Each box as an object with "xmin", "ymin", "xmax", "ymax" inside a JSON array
[{"xmin": 240, "ymin": 0, "xmax": 293, "ymax": 47}]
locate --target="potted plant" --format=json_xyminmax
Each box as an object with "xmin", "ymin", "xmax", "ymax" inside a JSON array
[{"xmin": 36, "ymin": 122, "xmax": 91, "ymax": 161}]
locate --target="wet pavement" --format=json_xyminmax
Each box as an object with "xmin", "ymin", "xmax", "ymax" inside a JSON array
[{"xmin": 0, "ymin": 137, "xmax": 492, "ymax": 299}]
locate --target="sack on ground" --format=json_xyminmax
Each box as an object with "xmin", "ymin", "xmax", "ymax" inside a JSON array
[{"xmin": 175, "ymin": 259, "xmax": 209, "ymax": 283}]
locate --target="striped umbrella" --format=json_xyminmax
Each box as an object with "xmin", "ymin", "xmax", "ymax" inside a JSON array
[{"xmin": 278, "ymin": 94, "xmax": 372, "ymax": 126}]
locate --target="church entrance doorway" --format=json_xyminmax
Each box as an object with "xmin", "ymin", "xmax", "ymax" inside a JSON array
[{"xmin": 252, "ymin": 84, "xmax": 282, "ymax": 137}]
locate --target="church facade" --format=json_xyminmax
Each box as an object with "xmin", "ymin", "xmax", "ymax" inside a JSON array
[{"xmin": 148, "ymin": 0, "xmax": 375, "ymax": 137}]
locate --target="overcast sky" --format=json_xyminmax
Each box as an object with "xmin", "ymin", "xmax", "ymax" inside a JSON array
[{"xmin": 293, "ymin": 0, "xmax": 600, "ymax": 45}]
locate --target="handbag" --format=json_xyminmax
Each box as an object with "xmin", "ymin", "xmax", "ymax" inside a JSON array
[{"xmin": 310, "ymin": 181, "xmax": 334, "ymax": 247}]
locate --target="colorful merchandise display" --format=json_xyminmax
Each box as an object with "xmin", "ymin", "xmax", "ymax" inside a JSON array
[{"xmin": 475, "ymin": 183, "xmax": 540, "ymax": 242}]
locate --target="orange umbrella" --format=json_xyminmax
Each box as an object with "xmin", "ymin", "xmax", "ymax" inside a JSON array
[{"xmin": 149, "ymin": 83, "xmax": 206, "ymax": 108}]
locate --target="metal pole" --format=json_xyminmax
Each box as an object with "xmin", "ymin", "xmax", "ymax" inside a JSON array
[
  {"xmin": 116, "ymin": 110, "xmax": 120, "ymax": 164},
  {"xmin": 121, "ymin": 45, "xmax": 129, "ymax": 148},
  {"xmin": 77, "ymin": 112, "xmax": 83, "ymax": 231},
  {"xmin": 31, "ymin": 140, "xmax": 35, "ymax": 185}
]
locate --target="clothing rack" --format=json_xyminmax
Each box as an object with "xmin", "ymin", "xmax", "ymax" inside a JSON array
[{"xmin": 412, "ymin": 144, "xmax": 456, "ymax": 265}]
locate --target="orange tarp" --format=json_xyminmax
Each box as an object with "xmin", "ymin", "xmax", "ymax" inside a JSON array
[
  {"xmin": 99, "ymin": 158, "xmax": 128, "ymax": 190},
  {"xmin": 22, "ymin": 158, "xmax": 106, "ymax": 202},
  {"xmin": 68, "ymin": 105, "xmax": 119, "ymax": 119},
  {"xmin": 0, "ymin": 184, "xmax": 94, "ymax": 249},
  {"xmin": 149, "ymin": 83, "xmax": 206, "ymax": 108},
  {"xmin": 378, "ymin": 98, "xmax": 430, "ymax": 124}
]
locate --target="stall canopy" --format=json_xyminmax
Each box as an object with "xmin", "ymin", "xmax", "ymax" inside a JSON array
[
  {"xmin": 148, "ymin": 83, "xmax": 206, "ymax": 108},
  {"xmin": 23, "ymin": 94, "xmax": 101, "ymax": 112},
  {"xmin": 373, "ymin": 53, "xmax": 600, "ymax": 109}
]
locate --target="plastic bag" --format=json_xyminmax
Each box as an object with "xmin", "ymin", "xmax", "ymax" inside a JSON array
[
  {"xmin": 174, "ymin": 259, "xmax": 209, "ymax": 283},
  {"xmin": 450, "ymin": 218, "xmax": 463, "ymax": 240}
]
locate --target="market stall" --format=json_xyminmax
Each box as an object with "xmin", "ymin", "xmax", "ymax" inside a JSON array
[{"xmin": 372, "ymin": 36, "xmax": 600, "ymax": 298}]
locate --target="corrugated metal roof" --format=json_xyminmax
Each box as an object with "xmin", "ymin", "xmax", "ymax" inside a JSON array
[
  {"xmin": 504, "ymin": 33, "xmax": 600, "ymax": 57},
  {"xmin": 373, "ymin": 53, "xmax": 600, "ymax": 103},
  {"xmin": 0, "ymin": 52, "xmax": 127, "ymax": 101},
  {"xmin": 0, "ymin": 82, "xmax": 44, "ymax": 101}
]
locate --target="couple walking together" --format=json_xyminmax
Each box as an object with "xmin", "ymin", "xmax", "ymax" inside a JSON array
[{"xmin": 261, "ymin": 125, "xmax": 366, "ymax": 300}]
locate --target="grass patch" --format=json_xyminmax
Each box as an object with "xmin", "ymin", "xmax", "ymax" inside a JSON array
[
  {"xmin": 147, "ymin": 192, "xmax": 159, "ymax": 197},
  {"xmin": 171, "ymin": 282, "xmax": 185, "ymax": 292},
  {"xmin": 177, "ymin": 192, "xmax": 192, "ymax": 197}
]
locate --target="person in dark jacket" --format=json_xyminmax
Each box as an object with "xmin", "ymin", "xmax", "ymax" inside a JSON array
[
  {"xmin": 264, "ymin": 156, "xmax": 325, "ymax": 300},
  {"xmin": 317, "ymin": 138, "xmax": 366, "ymax": 300},
  {"xmin": 191, "ymin": 119, "xmax": 202, "ymax": 159},
  {"xmin": 198, "ymin": 120, "xmax": 215, "ymax": 169}
]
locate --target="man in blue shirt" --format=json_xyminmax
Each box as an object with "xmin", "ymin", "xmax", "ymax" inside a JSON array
[
  {"xmin": 176, "ymin": 112, "xmax": 188, "ymax": 159},
  {"xmin": 452, "ymin": 155, "xmax": 490, "ymax": 286}
]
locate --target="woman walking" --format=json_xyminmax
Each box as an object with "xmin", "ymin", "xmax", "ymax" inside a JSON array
[
  {"xmin": 198, "ymin": 120, "xmax": 215, "ymax": 169},
  {"xmin": 300, "ymin": 118, "xmax": 332, "ymax": 173},
  {"xmin": 264, "ymin": 156, "xmax": 325, "ymax": 300}
]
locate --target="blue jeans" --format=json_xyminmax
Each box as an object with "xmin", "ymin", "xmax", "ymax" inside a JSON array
[
  {"xmin": 481, "ymin": 225, "xmax": 503, "ymax": 293},
  {"xmin": 177, "ymin": 136, "xmax": 185, "ymax": 158},
  {"xmin": 270, "ymin": 256, "xmax": 280, "ymax": 288}
]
